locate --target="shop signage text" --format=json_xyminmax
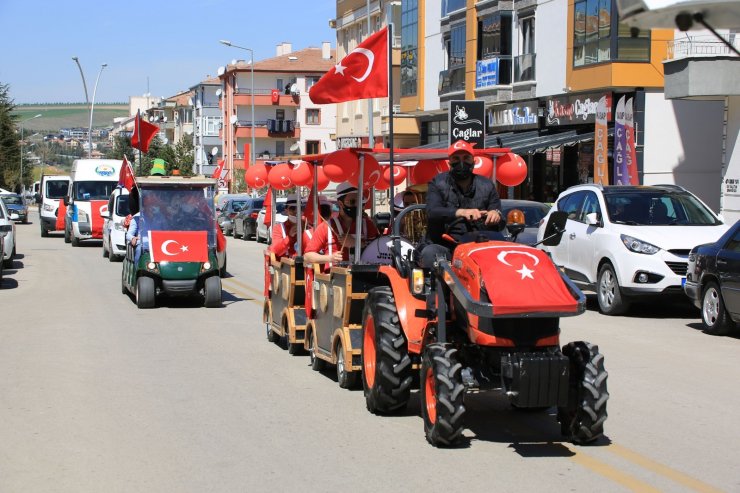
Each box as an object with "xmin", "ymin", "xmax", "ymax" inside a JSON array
[
  {"xmin": 476, "ymin": 59, "xmax": 499, "ymax": 88},
  {"xmin": 449, "ymin": 100, "xmax": 486, "ymax": 149},
  {"xmin": 336, "ymin": 136, "xmax": 363, "ymax": 149},
  {"xmin": 486, "ymin": 101, "xmax": 539, "ymax": 131},
  {"xmin": 546, "ymin": 92, "xmax": 612, "ymax": 127}
]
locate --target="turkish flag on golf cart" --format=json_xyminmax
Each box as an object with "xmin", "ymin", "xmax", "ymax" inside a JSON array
[
  {"xmin": 149, "ymin": 230, "xmax": 209, "ymax": 263},
  {"xmin": 309, "ymin": 27, "xmax": 388, "ymax": 104}
]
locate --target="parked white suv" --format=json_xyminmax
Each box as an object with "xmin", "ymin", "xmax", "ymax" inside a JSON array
[{"xmin": 536, "ymin": 184, "xmax": 729, "ymax": 315}]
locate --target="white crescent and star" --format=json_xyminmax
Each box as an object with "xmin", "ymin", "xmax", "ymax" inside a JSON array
[
  {"xmin": 497, "ymin": 250, "xmax": 540, "ymax": 280},
  {"xmin": 367, "ymin": 170, "xmax": 381, "ymax": 186},
  {"xmin": 280, "ymin": 176, "xmax": 292, "ymax": 188},
  {"xmin": 161, "ymin": 240, "xmax": 189, "ymax": 256},
  {"xmin": 334, "ymin": 47, "xmax": 375, "ymax": 83}
]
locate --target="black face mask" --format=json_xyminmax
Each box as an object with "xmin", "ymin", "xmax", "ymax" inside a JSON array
[
  {"xmin": 449, "ymin": 162, "xmax": 474, "ymax": 181},
  {"xmin": 342, "ymin": 204, "xmax": 358, "ymax": 218}
]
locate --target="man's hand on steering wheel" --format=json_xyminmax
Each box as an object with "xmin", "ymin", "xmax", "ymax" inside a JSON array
[{"xmin": 455, "ymin": 208, "xmax": 485, "ymax": 221}]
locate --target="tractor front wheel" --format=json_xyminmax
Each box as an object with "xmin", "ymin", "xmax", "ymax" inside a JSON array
[
  {"xmin": 362, "ymin": 287, "xmax": 413, "ymax": 414},
  {"xmin": 420, "ymin": 343, "xmax": 466, "ymax": 447},
  {"xmin": 558, "ymin": 342, "xmax": 609, "ymax": 444}
]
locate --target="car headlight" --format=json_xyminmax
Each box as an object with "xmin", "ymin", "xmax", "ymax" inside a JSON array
[
  {"xmin": 78, "ymin": 210, "xmax": 89, "ymax": 222},
  {"xmin": 621, "ymin": 234, "xmax": 660, "ymax": 255},
  {"xmin": 43, "ymin": 203, "xmax": 55, "ymax": 212}
]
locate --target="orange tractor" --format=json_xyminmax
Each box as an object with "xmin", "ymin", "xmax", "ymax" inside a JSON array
[{"xmin": 358, "ymin": 205, "xmax": 608, "ymax": 447}]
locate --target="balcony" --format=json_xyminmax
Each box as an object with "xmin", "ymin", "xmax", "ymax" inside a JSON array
[
  {"xmin": 513, "ymin": 53, "xmax": 536, "ymax": 83},
  {"xmin": 232, "ymin": 120, "xmax": 300, "ymax": 139},
  {"xmin": 438, "ymin": 67, "xmax": 465, "ymax": 96},
  {"xmin": 664, "ymin": 36, "xmax": 740, "ymax": 100},
  {"xmin": 234, "ymin": 88, "xmax": 299, "ymax": 107}
]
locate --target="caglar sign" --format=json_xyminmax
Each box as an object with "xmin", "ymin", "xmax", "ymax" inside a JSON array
[{"xmin": 449, "ymin": 100, "xmax": 485, "ymax": 149}]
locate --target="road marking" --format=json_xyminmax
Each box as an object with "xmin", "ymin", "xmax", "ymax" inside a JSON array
[
  {"xmin": 564, "ymin": 444, "xmax": 662, "ymax": 493},
  {"xmin": 606, "ymin": 443, "xmax": 723, "ymax": 493},
  {"xmin": 221, "ymin": 278, "xmax": 262, "ymax": 306},
  {"xmin": 222, "ymin": 277, "xmax": 264, "ymax": 298}
]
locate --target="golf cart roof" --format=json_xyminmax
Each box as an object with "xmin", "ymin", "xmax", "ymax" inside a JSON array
[{"xmin": 136, "ymin": 175, "xmax": 217, "ymax": 187}]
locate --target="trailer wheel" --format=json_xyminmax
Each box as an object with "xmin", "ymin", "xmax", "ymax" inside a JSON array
[
  {"xmin": 204, "ymin": 276, "xmax": 222, "ymax": 308},
  {"xmin": 136, "ymin": 276, "xmax": 156, "ymax": 309},
  {"xmin": 421, "ymin": 343, "xmax": 466, "ymax": 447},
  {"xmin": 336, "ymin": 339, "xmax": 359, "ymax": 389},
  {"xmin": 308, "ymin": 328, "xmax": 325, "ymax": 371},
  {"xmin": 558, "ymin": 342, "xmax": 609, "ymax": 445},
  {"xmin": 362, "ymin": 287, "xmax": 413, "ymax": 414}
]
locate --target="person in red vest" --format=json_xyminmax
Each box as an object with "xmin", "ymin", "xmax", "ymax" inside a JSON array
[
  {"xmin": 269, "ymin": 194, "xmax": 313, "ymax": 259},
  {"xmin": 304, "ymin": 182, "xmax": 379, "ymax": 270}
]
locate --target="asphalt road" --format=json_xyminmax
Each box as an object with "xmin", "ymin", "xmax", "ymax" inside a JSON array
[{"xmin": 1, "ymin": 210, "xmax": 739, "ymax": 492}]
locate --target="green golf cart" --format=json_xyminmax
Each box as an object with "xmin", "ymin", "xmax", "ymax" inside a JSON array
[{"xmin": 121, "ymin": 176, "xmax": 224, "ymax": 308}]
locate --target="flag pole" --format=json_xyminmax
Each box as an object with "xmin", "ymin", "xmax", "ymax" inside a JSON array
[
  {"xmin": 136, "ymin": 109, "xmax": 142, "ymax": 176},
  {"xmin": 387, "ymin": 23, "xmax": 395, "ymax": 231}
]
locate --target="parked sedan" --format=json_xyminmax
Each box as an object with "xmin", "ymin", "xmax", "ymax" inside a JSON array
[
  {"xmin": 501, "ymin": 199, "xmax": 550, "ymax": 244},
  {"xmin": 217, "ymin": 195, "xmax": 251, "ymax": 236},
  {"xmin": 1, "ymin": 193, "xmax": 29, "ymax": 224},
  {"xmin": 232, "ymin": 197, "xmax": 265, "ymax": 240},
  {"xmin": 685, "ymin": 220, "xmax": 740, "ymax": 334},
  {"xmin": 0, "ymin": 197, "xmax": 18, "ymax": 268}
]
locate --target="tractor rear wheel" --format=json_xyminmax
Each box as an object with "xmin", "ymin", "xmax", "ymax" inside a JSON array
[
  {"xmin": 336, "ymin": 339, "xmax": 359, "ymax": 389},
  {"xmin": 558, "ymin": 342, "xmax": 609, "ymax": 444},
  {"xmin": 420, "ymin": 343, "xmax": 466, "ymax": 447},
  {"xmin": 362, "ymin": 287, "xmax": 413, "ymax": 414}
]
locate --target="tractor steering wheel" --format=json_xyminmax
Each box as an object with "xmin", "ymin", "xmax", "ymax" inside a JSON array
[{"xmin": 445, "ymin": 214, "xmax": 486, "ymax": 236}]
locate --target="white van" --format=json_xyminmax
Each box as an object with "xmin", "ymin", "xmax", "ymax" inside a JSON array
[
  {"xmin": 64, "ymin": 159, "xmax": 122, "ymax": 247},
  {"xmin": 102, "ymin": 187, "xmax": 130, "ymax": 261},
  {"xmin": 38, "ymin": 174, "xmax": 71, "ymax": 237}
]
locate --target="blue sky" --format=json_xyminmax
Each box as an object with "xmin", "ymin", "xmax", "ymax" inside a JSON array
[{"xmin": 0, "ymin": 0, "xmax": 336, "ymax": 104}]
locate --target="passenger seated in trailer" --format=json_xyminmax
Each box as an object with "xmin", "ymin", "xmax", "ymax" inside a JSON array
[
  {"xmin": 269, "ymin": 193, "xmax": 314, "ymax": 260},
  {"xmin": 304, "ymin": 181, "xmax": 379, "ymax": 270}
]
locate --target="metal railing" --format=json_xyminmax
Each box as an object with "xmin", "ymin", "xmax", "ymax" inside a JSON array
[
  {"xmin": 514, "ymin": 53, "xmax": 536, "ymax": 83},
  {"xmin": 234, "ymin": 88, "xmax": 278, "ymax": 95},
  {"xmin": 667, "ymin": 35, "xmax": 740, "ymax": 60}
]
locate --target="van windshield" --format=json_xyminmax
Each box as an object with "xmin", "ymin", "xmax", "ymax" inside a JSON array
[
  {"xmin": 74, "ymin": 181, "xmax": 116, "ymax": 201},
  {"xmin": 46, "ymin": 180, "xmax": 68, "ymax": 199}
]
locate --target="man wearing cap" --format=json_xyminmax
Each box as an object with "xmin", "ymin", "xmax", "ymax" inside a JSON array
[
  {"xmin": 420, "ymin": 139, "xmax": 503, "ymax": 267},
  {"xmin": 269, "ymin": 193, "xmax": 314, "ymax": 259},
  {"xmin": 304, "ymin": 182, "xmax": 379, "ymax": 269}
]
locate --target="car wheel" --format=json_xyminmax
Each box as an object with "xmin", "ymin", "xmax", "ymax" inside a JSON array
[
  {"xmin": 597, "ymin": 263, "xmax": 630, "ymax": 315},
  {"xmin": 103, "ymin": 239, "xmax": 109, "ymax": 258},
  {"xmin": 242, "ymin": 222, "xmax": 249, "ymax": 241},
  {"xmin": 702, "ymin": 281, "xmax": 735, "ymax": 335},
  {"xmin": 64, "ymin": 221, "xmax": 71, "ymax": 243}
]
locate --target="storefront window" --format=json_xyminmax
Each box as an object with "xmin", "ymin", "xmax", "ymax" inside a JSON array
[{"xmin": 401, "ymin": 0, "xmax": 419, "ymax": 97}]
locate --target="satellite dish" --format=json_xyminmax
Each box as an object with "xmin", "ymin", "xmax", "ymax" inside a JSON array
[
  {"xmin": 211, "ymin": 146, "xmax": 219, "ymax": 156},
  {"xmin": 187, "ymin": 97, "xmax": 194, "ymax": 106},
  {"xmin": 231, "ymin": 59, "xmax": 237, "ymax": 65},
  {"xmin": 289, "ymin": 142, "xmax": 301, "ymax": 152},
  {"xmin": 229, "ymin": 115, "xmax": 238, "ymax": 125},
  {"xmin": 217, "ymin": 66, "xmax": 226, "ymax": 76},
  {"xmin": 216, "ymin": 88, "xmax": 222, "ymax": 97},
  {"xmin": 617, "ymin": 0, "xmax": 740, "ymax": 29},
  {"xmin": 290, "ymin": 83, "xmax": 299, "ymax": 95}
]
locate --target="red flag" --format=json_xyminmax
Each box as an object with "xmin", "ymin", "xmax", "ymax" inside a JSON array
[
  {"xmin": 216, "ymin": 226, "xmax": 227, "ymax": 253},
  {"xmin": 149, "ymin": 230, "xmax": 209, "ymax": 263},
  {"xmin": 118, "ymin": 156, "xmax": 136, "ymax": 191},
  {"xmin": 131, "ymin": 113, "xmax": 159, "ymax": 153},
  {"xmin": 309, "ymin": 27, "xmax": 388, "ymax": 104},
  {"xmin": 263, "ymin": 187, "xmax": 272, "ymax": 226},
  {"xmin": 212, "ymin": 159, "xmax": 225, "ymax": 179}
]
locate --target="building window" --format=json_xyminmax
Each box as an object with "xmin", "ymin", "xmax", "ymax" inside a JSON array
[
  {"xmin": 401, "ymin": 0, "xmax": 419, "ymax": 97},
  {"xmin": 276, "ymin": 141, "xmax": 285, "ymax": 157},
  {"xmin": 306, "ymin": 76, "xmax": 320, "ymax": 90},
  {"xmin": 203, "ymin": 116, "xmax": 221, "ymax": 136},
  {"xmin": 616, "ymin": 23, "xmax": 650, "ymax": 61},
  {"xmin": 441, "ymin": 0, "xmax": 465, "ymax": 17},
  {"xmin": 514, "ymin": 16, "xmax": 536, "ymax": 82},
  {"xmin": 421, "ymin": 120, "xmax": 448, "ymax": 145},
  {"xmin": 306, "ymin": 109, "xmax": 320, "ymax": 125},
  {"xmin": 449, "ymin": 22, "xmax": 466, "ymax": 69},
  {"xmin": 478, "ymin": 12, "xmax": 512, "ymax": 85},
  {"xmin": 276, "ymin": 109, "xmax": 285, "ymax": 120},
  {"xmin": 306, "ymin": 140, "xmax": 320, "ymax": 154}
]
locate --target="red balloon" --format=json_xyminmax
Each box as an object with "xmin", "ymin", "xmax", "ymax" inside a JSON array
[
  {"xmin": 473, "ymin": 155, "xmax": 494, "ymax": 177},
  {"xmin": 412, "ymin": 159, "xmax": 445, "ymax": 184},
  {"xmin": 374, "ymin": 174, "xmax": 390, "ymax": 191},
  {"xmin": 348, "ymin": 154, "xmax": 381, "ymax": 189},
  {"xmin": 496, "ymin": 153, "xmax": 528, "ymax": 187},
  {"xmin": 323, "ymin": 149, "xmax": 358, "ymax": 182},
  {"xmin": 382, "ymin": 165, "xmax": 408, "ymax": 186},
  {"xmin": 268, "ymin": 163, "xmax": 294, "ymax": 190},
  {"xmin": 316, "ymin": 167, "xmax": 330, "ymax": 191},
  {"xmin": 245, "ymin": 164, "xmax": 268, "ymax": 188},
  {"xmin": 291, "ymin": 161, "xmax": 313, "ymax": 187}
]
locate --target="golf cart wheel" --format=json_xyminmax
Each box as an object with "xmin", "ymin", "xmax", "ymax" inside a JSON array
[
  {"xmin": 597, "ymin": 262, "xmax": 629, "ymax": 315},
  {"xmin": 308, "ymin": 326, "xmax": 325, "ymax": 371},
  {"xmin": 204, "ymin": 276, "xmax": 222, "ymax": 308},
  {"xmin": 136, "ymin": 276, "xmax": 156, "ymax": 309},
  {"xmin": 558, "ymin": 342, "xmax": 609, "ymax": 445},
  {"xmin": 420, "ymin": 343, "xmax": 466, "ymax": 447},
  {"xmin": 336, "ymin": 339, "xmax": 359, "ymax": 389},
  {"xmin": 702, "ymin": 281, "xmax": 735, "ymax": 335},
  {"xmin": 121, "ymin": 269, "xmax": 127, "ymax": 295},
  {"xmin": 362, "ymin": 287, "xmax": 413, "ymax": 414}
]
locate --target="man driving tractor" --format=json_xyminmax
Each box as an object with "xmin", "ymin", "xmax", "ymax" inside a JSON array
[{"xmin": 420, "ymin": 139, "xmax": 504, "ymax": 268}]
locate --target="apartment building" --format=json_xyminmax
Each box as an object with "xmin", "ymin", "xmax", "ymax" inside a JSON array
[
  {"xmin": 191, "ymin": 77, "xmax": 222, "ymax": 176},
  {"xmin": 218, "ymin": 43, "xmax": 337, "ymax": 190}
]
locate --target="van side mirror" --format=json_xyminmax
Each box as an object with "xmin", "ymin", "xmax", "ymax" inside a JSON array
[
  {"xmin": 541, "ymin": 211, "xmax": 568, "ymax": 247},
  {"xmin": 585, "ymin": 212, "xmax": 601, "ymax": 226},
  {"xmin": 63, "ymin": 195, "xmax": 69, "ymax": 206}
]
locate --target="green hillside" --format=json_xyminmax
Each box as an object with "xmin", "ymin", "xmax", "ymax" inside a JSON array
[{"xmin": 13, "ymin": 104, "xmax": 129, "ymax": 133}]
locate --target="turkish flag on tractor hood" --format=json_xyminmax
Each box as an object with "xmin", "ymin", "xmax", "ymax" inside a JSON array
[
  {"xmin": 149, "ymin": 230, "xmax": 209, "ymax": 263},
  {"xmin": 309, "ymin": 27, "xmax": 388, "ymax": 104}
]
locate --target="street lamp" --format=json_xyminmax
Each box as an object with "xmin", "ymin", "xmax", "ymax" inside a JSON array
[
  {"xmin": 88, "ymin": 63, "xmax": 108, "ymax": 158},
  {"xmin": 219, "ymin": 40, "xmax": 256, "ymax": 179},
  {"xmin": 19, "ymin": 114, "xmax": 42, "ymax": 194}
]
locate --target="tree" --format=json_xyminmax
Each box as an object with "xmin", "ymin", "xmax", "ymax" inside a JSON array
[{"xmin": 0, "ymin": 83, "xmax": 20, "ymax": 190}]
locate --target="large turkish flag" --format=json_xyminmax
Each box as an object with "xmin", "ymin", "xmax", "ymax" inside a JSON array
[
  {"xmin": 309, "ymin": 27, "xmax": 388, "ymax": 104},
  {"xmin": 149, "ymin": 230, "xmax": 209, "ymax": 263}
]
